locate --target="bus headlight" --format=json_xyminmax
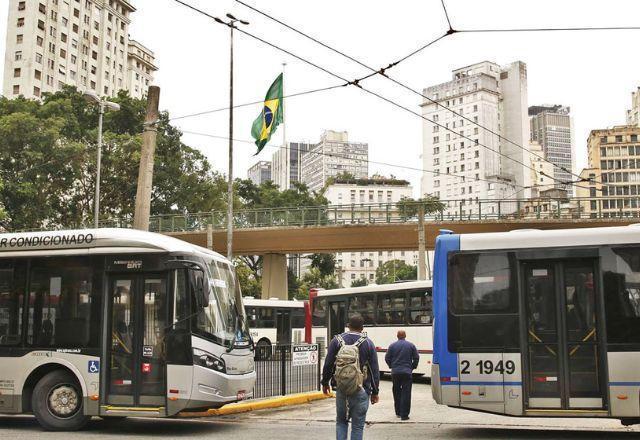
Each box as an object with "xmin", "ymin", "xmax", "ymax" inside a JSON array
[{"xmin": 193, "ymin": 348, "xmax": 226, "ymax": 373}]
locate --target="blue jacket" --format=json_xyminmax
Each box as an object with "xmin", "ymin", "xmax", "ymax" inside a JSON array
[
  {"xmin": 321, "ymin": 332, "xmax": 380, "ymax": 395},
  {"xmin": 385, "ymin": 339, "xmax": 419, "ymax": 375}
]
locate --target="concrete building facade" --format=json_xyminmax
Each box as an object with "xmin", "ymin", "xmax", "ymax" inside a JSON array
[
  {"xmin": 271, "ymin": 142, "xmax": 312, "ymax": 190},
  {"xmin": 323, "ymin": 178, "xmax": 420, "ymax": 286},
  {"xmin": 529, "ymin": 104, "xmax": 574, "ymax": 193},
  {"xmin": 421, "ymin": 61, "xmax": 531, "ymax": 216},
  {"xmin": 3, "ymin": 0, "xmax": 156, "ymax": 100},
  {"xmin": 577, "ymin": 126, "xmax": 640, "ymax": 217},
  {"xmin": 627, "ymin": 87, "xmax": 640, "ymax": 127},
  {"xmin": 300, "ymin": 130, "xmax": 368, "ymax": 193},
  {"xmin": 529, "ymin": 140, "xmax": 555, "ymax": 197},
  {"xmin": 247, "ymin": 160, "xmax": 272, "ymax": 185}
]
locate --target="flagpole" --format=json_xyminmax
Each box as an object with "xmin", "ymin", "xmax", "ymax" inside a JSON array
[{"xmin": 282, "ymin": 62, "xmax": 287, "ymax": 187}]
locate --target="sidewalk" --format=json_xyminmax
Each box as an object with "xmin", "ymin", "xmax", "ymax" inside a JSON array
[{"xmin": 217, "ymin": 379, "xmax": 640, "ymax": 433}]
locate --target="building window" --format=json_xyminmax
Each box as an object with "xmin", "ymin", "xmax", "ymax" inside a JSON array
[
  {"xmin": 16, "ymin": 34, "xmax": 23, "ymax": 44},
  {"xmin": 35, "ymin": 53, "xmax": 42, "ymax": 63},
  {"xmin": 33, "ymin": 86, "xmax": 41, "ymax": 97},
  {"xmin": 14, "ymin": 51, "xmax": 22, "ymax": 61},
  {"xmin": 12, "ymin": 85, "xmax": 20, "ymax": 95},
  {"xmin": 616, "ymin": 135, "xmax": 624, "ymax": 143},
  {"xmin": 34, "ymin": 69, "xmax": 41, "ymax": 80},
  {"xmin": 13, "ymin": 68, "xmax": 21, "ymax": 78},
  {"xmin": 18, "ymin": 1, "xmax": 26, "ymax": 11},
  {"xmin": 17, "ymin": 17, "xmax": 25, "ymax": 27}
]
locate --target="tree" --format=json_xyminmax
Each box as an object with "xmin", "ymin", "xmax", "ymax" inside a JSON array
[
  {"xmin": 309, "ymin": 253, "xmax": 336, "ymax": 277},
  {"xmin": 0, "ymin": 87, "xmax": 228, "ymax": 231},
  {"xmin": 375, "ymin": 260, "xmax": 417, "ymax": 284},
  {"xmin": 296, "ymin": 268, "xmax": 338, "ymax": 299},
  {"xmin": 235, "ymin": 261, "xmax": 261, "ymax": 298},
  {"xmin": 396, "ymin": 196, "xmax": 446, "ymax": 220},
  {"xmin": 351, "ymin": 278, "xmax": 368, "ymax": 287}
]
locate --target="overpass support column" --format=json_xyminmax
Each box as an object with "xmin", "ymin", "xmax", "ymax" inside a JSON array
[
  {"xmin": 262, "ymin": 253, "xmax": 289, "ymax": 300},
  {"xmin": 418, "ymin": 205, "xmax": 427, "ymax": 280}
]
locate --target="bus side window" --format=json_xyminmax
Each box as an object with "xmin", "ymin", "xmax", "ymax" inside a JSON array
[
  {"xmin": 258, "ymin": 307, "xmax": 275, "ymax": 328},
  {"xmin": 312, "ymin": 298, "xmax": 327, "ymax": 327},
  {"xmin": 378, "ymin": 293, "xmax": 406, "ymax": 325},
  {"xmin": 0, "ymin": 260, "xmax": 26, "ymax": 346},
  {"xmin": 408, "ymin": 289, "xmax": 432, "ymax": 325},
  {"xmin": 291, "ymin": 308, "xmax": 305, "ymax": 329}
]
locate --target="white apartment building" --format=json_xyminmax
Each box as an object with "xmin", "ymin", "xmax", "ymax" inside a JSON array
[
  {"xmin": 421, "ymin": 61, "xmax": 531, "ymax": 216},
  {"xmin": 529, "ymin": 140, "xmax": 555, "ymax": 197},
  {"xmin": 126, "ymin": 39, "xmax": 156, "ymax": 99},
  {"xmin": 3, "ymin": 0, "xmax": 156, "ymax": 100},
  {"xmin": 271, "ymin": 142, "xmax": 312, "ymax": 190},
  {"xmin": 529, "ymin": 104, "xmax": 574, "ymax": 194},
  {"xmin": 300, "ymin": 130, "xmax": 368, "ymax": 193},
  {"xmin": 627, "ymin": 86, "xmax": 640, "ymax": 127},
  {"xmin": 324, "ymin": 178, "xmax": 420, "ymax": 286}
]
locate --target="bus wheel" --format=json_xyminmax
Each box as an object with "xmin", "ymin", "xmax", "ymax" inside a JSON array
[{"xmin": 32, "ymin": 370, "xmax": 90, "ymax": 431}]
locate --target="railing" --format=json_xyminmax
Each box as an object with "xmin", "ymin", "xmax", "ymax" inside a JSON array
[
  {"xmin": 252, "ymin": 343, "xmax": 321, "ymax": 399},
  {"xmin": 96, "ymin": 197, "xmax": 640, "ymax": 233}
]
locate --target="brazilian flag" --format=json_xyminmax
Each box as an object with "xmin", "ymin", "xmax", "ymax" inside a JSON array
[{"xmin": 251, "ymin": 73, "xmax": 283, "ymax": 155}]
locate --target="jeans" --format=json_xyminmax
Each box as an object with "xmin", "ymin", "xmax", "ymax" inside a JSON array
[
  {"xmin": 336, "ymin": 388, "xmax": 370, "ymax": 440},
  {"xmin": 391, "ymin": 373, "xmax": 413, "ymax": 418}
]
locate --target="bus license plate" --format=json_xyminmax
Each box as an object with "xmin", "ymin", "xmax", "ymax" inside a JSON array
[{"xmin": 237, "ymin": 391, "xmax": 246, "ymax": 401}]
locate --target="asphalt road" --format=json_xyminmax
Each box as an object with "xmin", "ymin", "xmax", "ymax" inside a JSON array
[{"xmin": 2, "ymin": 380, "xmax": 639, "ymax": 439}]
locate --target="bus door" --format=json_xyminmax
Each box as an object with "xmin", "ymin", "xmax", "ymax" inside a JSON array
[
  {"xmin": 328, "ymin": 300, "xmax": 347, "ymax": 340},
  {"xmin": 276, "ymin": 308, "xmax": 292, "ymax": 344},
  {"xmin": 521, "ymin": 259, "xmax": 605, "ymax": 411},
  {"xmin": 105, "ymin": 273, "xmax": 168, "ymax": 409}
]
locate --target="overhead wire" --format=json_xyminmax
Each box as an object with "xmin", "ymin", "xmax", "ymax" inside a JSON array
[
  {"xmin": 234, "ymin": 0, "xmax": 590, "ymax": 186},
  {"xmin": 171, "ymin": 0, "xmax": 573, "ymax": 190}
]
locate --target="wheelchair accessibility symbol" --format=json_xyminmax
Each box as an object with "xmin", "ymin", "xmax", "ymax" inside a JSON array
[{"xmin": 88, "ymin": 360, "xmax": 100, "ymax": 374}]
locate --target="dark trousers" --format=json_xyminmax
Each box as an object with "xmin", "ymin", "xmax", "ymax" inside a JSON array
[{"xmin": 391, "ymin": 373, "xmax": 413, "ymax": 418}]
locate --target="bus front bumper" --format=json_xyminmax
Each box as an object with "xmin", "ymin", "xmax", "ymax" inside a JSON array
[{"xmin": 188, "ymin": 365, "xmax": 256, "ymax": 409}]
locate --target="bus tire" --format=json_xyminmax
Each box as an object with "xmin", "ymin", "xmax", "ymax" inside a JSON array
[{"xmin": 32, "ymin": 370, "xmax": 90, "ymax": 431}]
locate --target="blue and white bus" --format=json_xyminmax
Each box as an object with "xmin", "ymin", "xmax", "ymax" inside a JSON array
[{"xmin": 431, "ymin": 225, "xmax": 640, "ymax": 425}]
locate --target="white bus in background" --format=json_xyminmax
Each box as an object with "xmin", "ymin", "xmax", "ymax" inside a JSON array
[
  {"xmin": 308, "ymin": 281, "xmax": 433, "ymax": 376},
  {"xmin": 243, "ymin": 298, "xmax": 307, "ymax": 349},
  {"xmin": 0, "ymin": 229, "xmax": 255, "ymax": 431}
]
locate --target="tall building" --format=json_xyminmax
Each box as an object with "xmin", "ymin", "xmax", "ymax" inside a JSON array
[
  {"xmin": 271, "ymin": 142, "xmax": 312, "ymax": 190},
  {"xmin": 529, "ymin": 104, "xmax": 574, "ymax": 193},
  {"xmin": 300, "ymin": 130, "xmax": 368, "ymax": 193},
  {"xmin": 627, "ymin": 86, "xmax": 640, "ymax": 127},
  {"xmin": 577, "ymin": 125, "xmax": 640, "ymax": 217},
  {"xmin": 421, "ymin": 61, "xmax": 531, "ymax": 216},
  {"xmin": 247, "ymin": 160, "xmax": 272, "ymax": 185},
  {"xmin": 3, "ymin": 0, "xmax": 156, "ymax": 100},
  {"xmin": 323, "ymin": 177, "xmax": 419, "ymax": 286}
]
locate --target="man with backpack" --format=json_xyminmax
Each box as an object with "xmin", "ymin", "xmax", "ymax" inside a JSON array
[{"xmin": 322, "ymin": 314, "xmax": 380, "ymax": 440}]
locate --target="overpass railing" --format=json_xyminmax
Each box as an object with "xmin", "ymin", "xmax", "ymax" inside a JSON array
[{"xmin": 96, "ymin": 197, "xmax": 640, "ymax": 233}]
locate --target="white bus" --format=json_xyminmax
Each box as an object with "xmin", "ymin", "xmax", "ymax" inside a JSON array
[
  {"xmin": 431, "ymin": 225, "xmax": 640, "ymax": 425},
  {"xmin": 309, "ymin": 281, "xmax": 433, "ymax": 376},
  {"xmin": 0, "ymin": 229, "xmax": 255, "ymax": 430},
  {"xmin": 244, "ymin": 298, "xmax": 306, "ymax": 348}
]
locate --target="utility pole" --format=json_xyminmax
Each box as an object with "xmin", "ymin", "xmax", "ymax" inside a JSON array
[
  {"xmin": 133, "ymin": 86, "xmax": 161, "ymax": 231},
  {"xmin": 418, "ymin": 204, "xmax": 427, "ymax": 280},
  {"xmin": 216, "ymin": 13, "xmax": 248, "ymax": 261}
]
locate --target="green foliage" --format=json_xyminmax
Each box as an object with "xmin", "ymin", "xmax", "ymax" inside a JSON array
[
  {"xmin": 287, "ymin": 267, "xmax": 302, "ymax": 300},
  {"xmin": 396, "ymin": 196, "xmax": 446, "ymax": 220},
  {"xmin": 0, "ymin": 87, "xmax": 227, "ymax": 230},
  {"xmin": 350, "ymin": 278, "xmax": 368, "ymax": 287},
  {"xmin": 236, "ymin": 260, "xmax": 261, "ymax": 298},
  {"xmin": 375, "ymin": 259, "xmax": 417, "ymax": 284},
  {"xmin": 296, "ymin": 267, "xmax": 338, "ymax": 299},
  {"xmin": 309, "ymin": 253, "xmax": 336, "ymax": 277}
]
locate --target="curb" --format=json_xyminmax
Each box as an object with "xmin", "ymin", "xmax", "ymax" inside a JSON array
[{"xmin": 180, "ymin": 391, "xmax": 333, "ymax": 417}]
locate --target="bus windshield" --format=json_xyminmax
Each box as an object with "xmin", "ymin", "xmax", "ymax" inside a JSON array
[{"xmin": 193, "ymin": 258, "xmax": 249, "ymax": 346}]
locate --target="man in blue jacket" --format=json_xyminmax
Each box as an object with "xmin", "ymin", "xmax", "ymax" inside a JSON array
[
  {"xmin": 385, "ymin": 330, "xmax": 419, "ymax": 420},
  {"xmin": 322, "ymin": 314, "xmax": 380, "ymax": 440}
]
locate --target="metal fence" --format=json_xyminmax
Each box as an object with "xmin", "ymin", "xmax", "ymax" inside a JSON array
[
  {"xmin": 94, "ymin": 197, "xmax": 640, "ymax": 233},
  {"xmin": 252, "ymin": 343, "xmax": 321, "ymax": 399}
]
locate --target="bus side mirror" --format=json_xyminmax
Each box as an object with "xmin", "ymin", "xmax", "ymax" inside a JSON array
[{"xmin": 195, "ymin": 274, "xmax": 210, "ymax": 308}]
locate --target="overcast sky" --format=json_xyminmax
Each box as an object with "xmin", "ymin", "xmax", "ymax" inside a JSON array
[{"xmin": 2, "ymin": 0, "xmax": 640, "ymax": 196}]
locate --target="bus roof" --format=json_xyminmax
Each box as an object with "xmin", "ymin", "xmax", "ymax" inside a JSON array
[
  {"xmin": 0, "ymin": 228, "xmax": 226, "ymax": 261},
  {"xmin": 317, "ymin": 280, "xmax": 432, "ymax": 298},
  {"xmin": 457, "ymin": 224, "xmax": 640, "ymax": 251},
  {"xmin": 243, "ymin": 298, "xmax": 304, "ymax": 308}
]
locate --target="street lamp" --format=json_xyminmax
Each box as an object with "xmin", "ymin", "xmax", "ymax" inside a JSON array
[
  {"xmin": 83, "ymin": 90, "xmax": 120, "ymax": 229},
  {"xmin": 214, "ymin": 13, "xmax": 249, "ymax": 260}
]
